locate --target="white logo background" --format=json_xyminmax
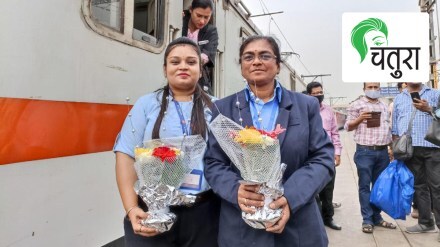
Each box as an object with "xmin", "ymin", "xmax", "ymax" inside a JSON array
[{"xmin": 342, "ymin": 13, "xmax": 429, "ymax": 83}]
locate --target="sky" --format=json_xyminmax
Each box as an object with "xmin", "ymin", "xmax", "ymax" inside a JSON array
[{"xmin": 241, "ymin": 0, "xmax": 421, "ymax": 104}]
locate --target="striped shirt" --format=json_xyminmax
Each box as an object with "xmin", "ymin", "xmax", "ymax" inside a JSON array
[
  {"xmin": 344, "ymin": 96, "xmax": 392, "ymax": 146},
  {"xmin": 391, "ymin": 86, "xmax": 440, "ymax": 148},
  {"xmin": 320, "ymin": 104, "xmax": 343, "ymax": 155}
]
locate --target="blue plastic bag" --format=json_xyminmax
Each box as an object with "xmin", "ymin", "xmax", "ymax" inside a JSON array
[{"xmin": 370, "ymin": 160, "xmax": 414, "ymax": 220}]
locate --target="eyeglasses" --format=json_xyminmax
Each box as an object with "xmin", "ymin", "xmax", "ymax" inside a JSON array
[{"xmin": 241, "ymin": 53, "xmax": 277, "ymax": 63}]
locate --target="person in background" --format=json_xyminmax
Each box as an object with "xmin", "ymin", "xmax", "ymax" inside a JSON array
[
  {"xmin": 389, "ymin": 83, "xmax": 407, "ymax": 115},
  {"xmin": 392, "ymin": 82, "xmax": 440, "ymax": 241},
  {"xmin": 387, "ymin": 82, "xmax": 422, "ymax": 219},
  {"xmin": 398, "ymin": 82, "xmax": 408, "ymax": 92},
  {"xmin": 307, "ymin": 81, "xmax": 343, "ymax": 231},
  {"xmin": 182, "ymin": 0, "xmax": 219, "ymax": 94},
  {"xmin": 344, "ymin": 82, "xmax": 395, "ymax": 234},
  {"xmin": 388, "ymin": 83, "xmax": 407, "ymax": 122},
  {"xmin": 205, "ymin": 35, "xmax": 334, "ymax": 247},
  {"xmin": 114, "ymin": 37, "xmax": 220, "ymax": 247}
]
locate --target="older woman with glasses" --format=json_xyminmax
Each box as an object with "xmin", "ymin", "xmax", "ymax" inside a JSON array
[{"xmin": 204, "ymin": 35, "xmax": 335, "ymax": 247}]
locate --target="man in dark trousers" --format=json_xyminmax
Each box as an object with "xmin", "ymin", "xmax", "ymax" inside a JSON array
[
  {"xmin": 392, "ymin": 82, "xmax": 440, "ymax": 241},
  {"xmin": 307, "ymin": 81, "xmax": 342, "ymax": 230}
]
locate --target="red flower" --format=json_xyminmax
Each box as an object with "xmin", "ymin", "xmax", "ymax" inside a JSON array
[
  {"xmin": 257, "ymin": 124, "xmax": 286, "ymax": 139},
  {"xmin": 152, "ymin": 146, "xmax": 177, "ymax": 162}
]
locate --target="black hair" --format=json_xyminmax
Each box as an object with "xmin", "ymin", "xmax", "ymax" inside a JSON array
[
  {"xmin": 238, "ymin": 35, "xmax": 282, "ymax": 66},
  {"xmin": 397, "ymin": 82, "xmax": 404, "ymax": 89},
  {"xmin": 152, "ymin": 37, "xmax": 212, "ymax": 139},
  {"xmin": 363, "ymin": 82, "xmax": 380, "ymax": 89},
  {"xmin": 191, "ymin": 0, "xmax": 214, "ymax": 10},
  {"xmin": 306, "ymin": 81, "xmax": 323, "ymax": 94},
  {"xmin": 301, "ymin": 90, "xmax": 308, "ymax": 94}
]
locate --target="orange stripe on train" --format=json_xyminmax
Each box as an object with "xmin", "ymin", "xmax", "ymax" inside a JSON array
[{"xmin": 0, "ymin": 98, "xmax": 131, "ymax": 165}]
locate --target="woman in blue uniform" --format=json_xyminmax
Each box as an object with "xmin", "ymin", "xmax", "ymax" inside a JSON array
[
  {"xmin": 204, "ymin": 35, "xmax": 334, "ymax": 247},
  {"xmin": 114, "ymin": 37, "xmax": 219, "ymax": 247}
]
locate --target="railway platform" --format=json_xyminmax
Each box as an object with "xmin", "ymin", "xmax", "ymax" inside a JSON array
[{"xmin": 327, "ymin": 131, "xmax": 439, "ymax": 247}]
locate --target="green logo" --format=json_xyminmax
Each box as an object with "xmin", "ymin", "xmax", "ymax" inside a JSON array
[{"xmin": 351, "ymin": 18, "xmax": 388, "ymax": 63}]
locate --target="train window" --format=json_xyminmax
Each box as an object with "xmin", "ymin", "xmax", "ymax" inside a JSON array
[
  {"xmin": 132, "ymin": 0, "xmax": 165, "ymax": 46},
  {"xmin": 90, "ymin": 0, "xmax": 124, "ymax": 32},
  {"xmin": 83, "ymin": 0, "xmax": 166, "ymax": 52}
]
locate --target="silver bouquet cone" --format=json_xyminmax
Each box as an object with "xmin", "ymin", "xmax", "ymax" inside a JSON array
[
  {"xmin": 209, "ymin": 114, "xmax": 286, "ymax": 229},
  {"xmin": 133, "ymin": 135, "xmax": 206, "ymax": 232}
]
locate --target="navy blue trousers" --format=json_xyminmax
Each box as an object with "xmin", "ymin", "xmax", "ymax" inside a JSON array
[{"xmin": 353, "ymin": 145, "xmax": 389, "ymax": 225}]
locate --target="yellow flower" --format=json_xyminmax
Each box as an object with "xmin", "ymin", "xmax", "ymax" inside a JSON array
[
  {"xmin": 135, "ymin": 148, "xmax": 152, "ymax": 157},
  {"xmin": 173, "ymin": 148, "xmax": 181, "ymax": 156},
  {"xmin": 234, "ymin": 128, "xmax": 264, "ymax": 144}
]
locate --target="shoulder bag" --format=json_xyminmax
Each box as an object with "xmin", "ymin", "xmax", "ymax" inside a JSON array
[{"xmin": 392, "ymin": 108, "xmax": 416, "ymax": 161}]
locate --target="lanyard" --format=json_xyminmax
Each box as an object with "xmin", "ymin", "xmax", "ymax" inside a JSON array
[
  {"xmin": 173, "ymin": 100, "xmax": 191, "ymax": 135},
  {"xmin": 250, "ymin": 100, "xmax": 278, "ymax": 131}
]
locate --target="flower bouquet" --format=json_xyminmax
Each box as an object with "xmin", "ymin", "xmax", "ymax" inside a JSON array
[
  {"xmin": 133, "ymin": 135, "xmax": 207, "ymax": 232},
  {"xmin": 209, "ymin": 114, "xmax": 286, "ymax": 229}
]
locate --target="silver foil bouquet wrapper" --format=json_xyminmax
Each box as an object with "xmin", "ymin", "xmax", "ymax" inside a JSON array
[
  {"xmin": 209, "ymin": 114, "xmax": 286, "ymax": 229},
  {"xmin": 134, "ymin": 182, "xmax": 196, "ymax": 232},
  {"xmin": 133, "ymin": 135, "xmax": 207, "ymax": 232}
]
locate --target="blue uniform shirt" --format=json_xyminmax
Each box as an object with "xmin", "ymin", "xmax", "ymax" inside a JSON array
[
  {"xmin": 113, "ymin": 91, "xmax": 213, "ymax": 194},
  {"xmin": 244, "ymin": 80, "xmax": 282, "ymax": 131}
]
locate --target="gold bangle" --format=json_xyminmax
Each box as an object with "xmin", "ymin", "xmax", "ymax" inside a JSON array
[{"xmin": 125, "ymin": 205, "xmax": 138, "ymax": 218}]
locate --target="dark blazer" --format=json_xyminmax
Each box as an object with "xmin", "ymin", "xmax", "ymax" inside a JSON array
[
  {"xmin": 182, "ymin": 10, "xmax": 219, "ymax": 67},
  {"xmin": 204, "ymin": 87, "xmax": 335, "ymax": 247}
]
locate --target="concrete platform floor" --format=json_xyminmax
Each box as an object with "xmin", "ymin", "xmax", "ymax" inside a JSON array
[{"xmin": 326, "ymin": 131, "xmax": 440, "ymax": 247}]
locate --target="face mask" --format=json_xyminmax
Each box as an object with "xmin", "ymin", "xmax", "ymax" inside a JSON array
[
  {"xmin": 365, "ymin": 90, "xmax": 381, "ymax": 99},
  {"xmin": 314, "ymin": 95, "xmax": 324, "ymax": 104}
]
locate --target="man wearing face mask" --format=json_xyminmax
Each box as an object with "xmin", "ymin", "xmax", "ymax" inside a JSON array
[
  {"xmin": 307, "ymin": 81, "xmax": 343, "ymax": 230},
  {"xmin": 392, "ymin": 82, "xmax": 440, "ymax": 240},
  {"xmin": 345, "ymin": 82, "xmax": 394, "ymax": 234}
]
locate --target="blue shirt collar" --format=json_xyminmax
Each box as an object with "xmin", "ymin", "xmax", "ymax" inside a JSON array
[
  {"xmin": 403, "ymin": 84, "xmax": 430, "ymax": 96},
  {"xmin": 244, "ymin": 80, "xmax": 282, "ymax": 103}
]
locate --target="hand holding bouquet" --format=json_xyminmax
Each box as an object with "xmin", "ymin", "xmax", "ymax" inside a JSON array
[
  {"xmin": 133, "ymin": 135, "xmax": 206, "ymax": 232},
  {"xmin": 209, "ymin": 114, "xmax": 286, "ymax": 229}
]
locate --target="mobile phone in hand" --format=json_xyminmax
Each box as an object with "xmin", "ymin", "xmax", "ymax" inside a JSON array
[{"xmin": 410, "ymin": 92, "xmax": 421, "ymax": 102}]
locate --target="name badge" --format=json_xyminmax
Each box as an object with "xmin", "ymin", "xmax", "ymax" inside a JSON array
[
  {"xmin": 180, "ymin": 169, "xmax": 203, "ymax": 191},
  {"xmin": 198, "ymin": 40, "xmax": 209, "ymax": 45}
]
